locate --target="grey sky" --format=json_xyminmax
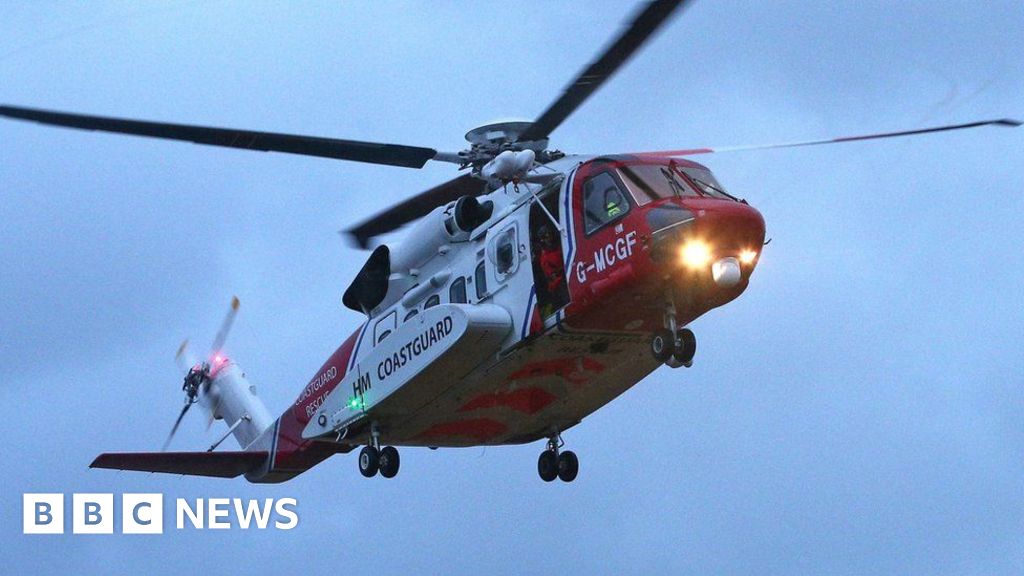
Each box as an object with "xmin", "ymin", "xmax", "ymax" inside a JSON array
[{"xmin": 2, "ymin": 1, "xmax": 1022, "ymax": 574}]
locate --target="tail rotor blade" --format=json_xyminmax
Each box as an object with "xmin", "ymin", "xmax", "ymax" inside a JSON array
[
  {"xmin": 209, "ymin": 296, "xmax": 240, "ymax": 359},
  {"xmin": 175, "ymin": 339, "xmax": 198, "ymax": 374},
  {"xmin": 161, "ymin": 402, "xmax": 193, "ymax": 452},
  {"xmin": 206, "ymin": 403, "xmax": 219, "ymax": 431},
  {"xmin": 206, "ymin": 392, "xmax": 224, "ymax": 431}
]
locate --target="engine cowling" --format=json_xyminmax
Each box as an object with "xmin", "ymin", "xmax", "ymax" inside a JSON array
[
  {"xmin": 444, "ymin": 196, "xmax": 493, "ymax": 241},
  {"xmin": 343, "ymin": 194, "xmax": 492, "ymax": 315},
  {"xmin": 390, "ymin": 194, "xmax": 493, "ymax": 273}
]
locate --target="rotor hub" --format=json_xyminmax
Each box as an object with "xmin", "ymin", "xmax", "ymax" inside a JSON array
[
  {"xmin": 183, "ymin": 363, "xmax": 211, "ymax": 402},
  {"xmin": 464, "ymin": 121, "xmax": 534, "ymax": 146},
  {"xmin": 458, "ymin": 121, "xmax": 560, "ymax": 177}
]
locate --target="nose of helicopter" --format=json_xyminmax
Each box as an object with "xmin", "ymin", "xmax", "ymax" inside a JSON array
[
  {"xmin": 684, "ymin": 198, "xmax": 766, "ymax": 283},
  {"xmin": 646, "ymin": 197, "xmax": 766, "ymax": 290}
]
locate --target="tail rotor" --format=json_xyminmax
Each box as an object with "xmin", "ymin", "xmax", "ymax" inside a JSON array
[{"xmin": 161, "ymin": 296, "xmax": 241, "ymax": 451}]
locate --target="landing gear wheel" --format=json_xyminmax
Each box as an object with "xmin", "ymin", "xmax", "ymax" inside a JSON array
[
  {"xmin": 650, "ymin": 329, "xmax": 674, "ymax": 362},
  {"xmin": 538, "ymin": 449, "xmax": 559, "ymax": 482},
  {"xmin": 378, "ymin": 446, "xmax": 400, "ymax": 478},
  {"xmin": 358, "ymin": 446, "xmax": 379, "ymax": 478},
  {"xmin": 673, "ymin": 328, "xmax": 696, "ymax": 366},
  {"xmin": 557, "ymin": 450, "xmax": 579, "ymax": 482}
]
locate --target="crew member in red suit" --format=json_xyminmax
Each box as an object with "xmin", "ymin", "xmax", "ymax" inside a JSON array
[{"xmin": 537, "ymin": 224, "xmax": 565, "ymax": 317}]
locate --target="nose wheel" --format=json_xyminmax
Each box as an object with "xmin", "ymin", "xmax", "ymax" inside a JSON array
[
  {"xmin": 537, "ymin": 433, "xmax": 579, "ymax": 482},
  {"xmin": 653, "ymin": 290, "xmax": 697, "ymax": 368},
  {"xmin": 651, "ymin": 329, "xmax": 674, "ymax": 362},
  {"xmin": 673, "ymin": 328, "xmax": 696, "ymax": 366},
  {"xmin": 651, "ymin": 328, "xmax": 696, "ymax": 367}
]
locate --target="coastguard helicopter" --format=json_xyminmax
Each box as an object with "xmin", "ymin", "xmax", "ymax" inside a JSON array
[{"xmin": 2, "ymin": 0, "xmax": 1017, "ymax": 483}]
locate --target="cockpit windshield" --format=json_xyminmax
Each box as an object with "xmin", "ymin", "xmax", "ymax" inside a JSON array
[
  {"xmin": 677, "ymin": 167, "xmax": 738, "ymax": 201},
  {"xmin": 618, "ymin": 163, "xmax": 738, "ymax": 204},
  {"xmin": 617, "ymin": 164, "xmax": 697, "ymax": 206}
]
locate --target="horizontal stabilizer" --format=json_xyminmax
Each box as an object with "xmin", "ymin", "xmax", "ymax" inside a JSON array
[{"xmin": 90, "ymin": 451, "xmax": 268, "ymax": 478}]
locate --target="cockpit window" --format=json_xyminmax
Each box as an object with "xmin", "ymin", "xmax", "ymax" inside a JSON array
[
  {"xmin": 617, "ymin": 164, "xmax": 697, "ymax": 206},
  {"xmin": 583, "ymin": 171, "xmax": 631, "ymax": 234},
  {"xmin": 678, "ymin": 167, "xmax": 737, "ymax": 201}
]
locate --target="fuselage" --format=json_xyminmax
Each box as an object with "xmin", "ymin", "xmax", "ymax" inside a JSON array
[{"xmin": 246, "ymin": 154, "xmax": 765, "ymax": 482}]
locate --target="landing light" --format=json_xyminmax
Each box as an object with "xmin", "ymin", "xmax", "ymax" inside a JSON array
[
  {"xmin": 680, "ymin": 240, "xmax": 711, "ymax": 269},
  {"xmin": 739, "ymin": 249, "xmax": 758, "ymax": 265}
]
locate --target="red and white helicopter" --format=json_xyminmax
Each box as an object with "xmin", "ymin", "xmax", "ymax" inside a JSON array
[{"xmin": 3, "ymin": 0, "xmax": 1017, "ymax": 483}]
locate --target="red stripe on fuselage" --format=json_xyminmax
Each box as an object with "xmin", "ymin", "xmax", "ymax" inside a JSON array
[
  {"xmin": 508, "ymin": 356, "xmax": 605, "ymax": 386},
  {"xmin": 457, "ymin": 387, "xmax": 558, "ymax": 415},
  {"xmin": 270, "ymin": 324, "xmax": 365, "ymax": 473}
]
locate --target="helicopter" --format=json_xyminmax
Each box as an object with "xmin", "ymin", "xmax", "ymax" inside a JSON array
[{"xmin": 2, "ymin": 0, "xmax": 1017, "ymax": 483}]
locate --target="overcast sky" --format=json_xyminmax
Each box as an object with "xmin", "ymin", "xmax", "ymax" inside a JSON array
[{"xmin": 2, "ymin": 1, "xmax": 1022, "ymax": 574}]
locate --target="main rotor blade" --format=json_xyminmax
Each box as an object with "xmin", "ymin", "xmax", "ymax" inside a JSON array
[
  {"xmin": 517, "ymin": 0, "xmax": 690, "ymax": 143},
  {"xmin": 0, "ymin": 105, "xmax": 457, "ymax": 169},
  {"xmin": 344, "ymin": 173, "xmax": 485, "ymax": 248},
  {"xmin": 161, "ymin": 402, "xmax": 193, "ymax": 452},
  {"xmin": 209, "ymin": 296, "xmax": 240, "ymax": 359},
  {"xmin": 643, "ymin": 118, "xmax": 1022, "ymax": 157}
]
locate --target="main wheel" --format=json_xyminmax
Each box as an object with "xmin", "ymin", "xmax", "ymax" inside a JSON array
[
  {"xmin": 537, "ymin": 449, "xmax": 559, "ymax": 482},
  {"xmin": 358, "ymin": 446, "xmax": 379, "ymax": 478},
  {"xmin": 379, "ymin": 446, "xmax": 400, "ymax": 478},
  {"xmin": 650, "ymin": 329, "xmax": 674, "ymax": 362},
  {"xmin": 673, "ymin": 328, "xmax": 696, "ymax": 365},
  {"xmin": 557, "ymin": 450, "xmax": 579, "ymax": 482}
]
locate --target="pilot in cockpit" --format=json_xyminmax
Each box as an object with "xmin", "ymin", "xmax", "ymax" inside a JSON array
[{"xmin": 604, "ymin": 186, "xmax": 624, "ymax": 219}]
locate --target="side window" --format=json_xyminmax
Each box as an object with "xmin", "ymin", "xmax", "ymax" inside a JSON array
[
  {"xmin": 424, "ymin": 294, "xmax": 440, "ymax": 309},
  {"xmin": 404, "ymin": 309, "xmax": 418, "ymax": 322},
  {"xmin": 374, "ymin": 310, "xmax": 397, "ymax": 345},
  {"xmin": 493, "ymin": 224, "xmax": 518, "ymax": 278},
  {"xmin": 449, "ymin": 277, "xmax": 467, "ymax": 304},
  {"xmin": 475, "ymin": 261, "xmax": 488, "ymax": 300},
  {"xmin": 583, "ymin": 171, "xmax": 630, "ymax": 234}
]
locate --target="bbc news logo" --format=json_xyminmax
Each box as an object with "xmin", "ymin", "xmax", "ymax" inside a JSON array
[{"xmin": 23, "ymin": 494, "xmax": 298, "ymax": 534}]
